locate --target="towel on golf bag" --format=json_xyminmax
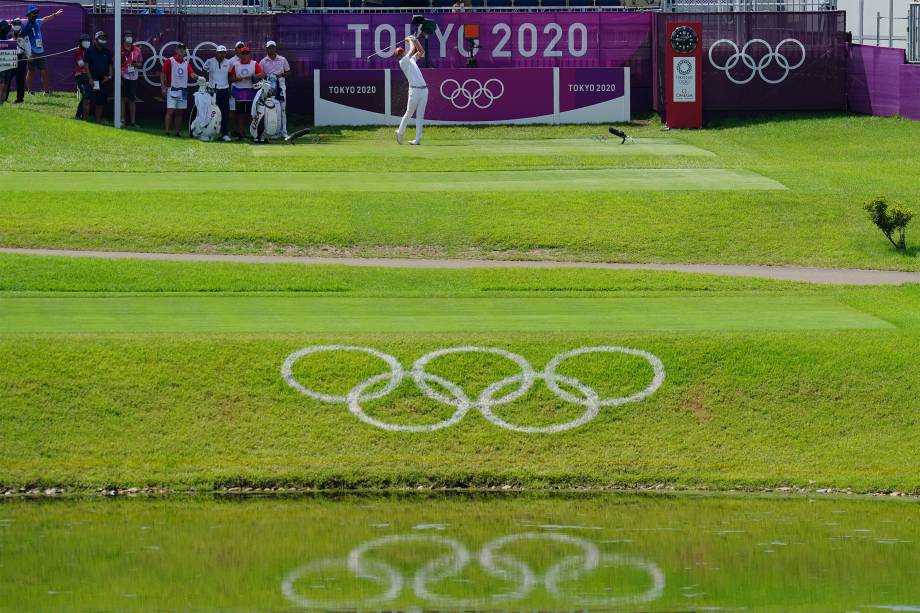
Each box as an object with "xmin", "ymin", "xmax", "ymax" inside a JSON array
[
  {"xmin": 249, "ymin": 78, "xmax": 284, "ymax": 142},
  {"xmin": 190, "ymin": 80, "xmax": 221, "ymax": 141}
]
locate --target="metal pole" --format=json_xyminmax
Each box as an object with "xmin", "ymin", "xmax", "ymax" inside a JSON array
[
  {"xmin": 876, "ymin": 11, "xmax": 881, "ymax": 46},
  {"xmin": 114, "ymin": 0, "xmax": 121, "ymax": 128},
  {"xmin": 858, "ymin": 0, "xmax": 864, "ymax": 44},
  {"xmin": 889, "ymin": 0, "xmax": 894, "ymax": 47}
]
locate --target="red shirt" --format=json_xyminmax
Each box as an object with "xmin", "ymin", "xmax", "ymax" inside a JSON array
[{"xmin": 74, "ymin": 48, "xmax": 88, "ymax": 76}]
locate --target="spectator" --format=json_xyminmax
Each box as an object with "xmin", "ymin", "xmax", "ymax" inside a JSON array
[
  {"xmin": 20, "ymin": 4, "xmax": 64, "ymax": 96},
  {"xmin": 83, "ymin": 31, "xmax": 113, "ymax": 123},
  {"xmin": 160, "ymin": 41, "xmax": 196, "ymax": 137},
  {"xmin": 451, "ymin": 0, "xmax": 465, "ymax": 12},
  {"xmin": 120, "ymin": 31, "xmax": 142, "ymax": 127},
  {"xmin": 6, "ymin": 19, "xmax": 28, "ymax": 104},
  {"xmin": 73, "ymin": 33, "xmax": 92, "ymax": 120},
  {"xmin": 202, "ymin": 44, "xmax": 232, "ymax": 141},
  {"xmin": 228, "ymin": 40, "xmax": 245, "ymax": 135},
  {"xmin": 258, "ymin": 40, "xmax": 290, "ymax": 138},
  {"xmin": 228, "ymin": 46, "xmax": 262, "ymax": 140}
]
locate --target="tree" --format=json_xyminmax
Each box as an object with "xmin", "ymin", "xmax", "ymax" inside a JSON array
[{"xmin": 863, "ymin": 196, "xmax": 914, "ymax": 251}]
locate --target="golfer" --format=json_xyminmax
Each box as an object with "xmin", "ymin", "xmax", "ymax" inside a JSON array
[{"xmin": 394, "ymin": 36, "xmax": 426, "ymax": 146}]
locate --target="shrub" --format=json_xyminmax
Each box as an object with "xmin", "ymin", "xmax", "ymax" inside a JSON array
[{"xmin": 863, "ymin": 196, "xmax": 914, "ymax": 251}]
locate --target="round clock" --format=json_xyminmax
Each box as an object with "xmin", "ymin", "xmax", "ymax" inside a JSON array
[{"xmin": 670, "ymin": 26, "xmax": 698, "ymax": 54}]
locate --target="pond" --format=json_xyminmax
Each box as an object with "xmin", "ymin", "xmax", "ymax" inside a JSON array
[{"xmin": 1, "ymin": 493, "xmax": 918, "ymax": 611}]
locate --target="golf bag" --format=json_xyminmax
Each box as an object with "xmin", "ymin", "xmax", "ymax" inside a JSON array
[
  {"xmin": 189, "ymin": 78, "xmax": 221, "ymax": 142},
  {"xmin": 249, "ymin": 76, "xmax": 285, "ymax": 142}
]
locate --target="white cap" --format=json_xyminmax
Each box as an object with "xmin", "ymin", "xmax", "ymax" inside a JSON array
[
  {"xmin": 216, "ymin": 44, "xmax": 227, "ymax": 52},
  {"xmin": 235, "ymin": 40, "xmax": 245, "ymax": 48},
  {"xmin": 265, "ymin": 40, "xmax": 277, "ymax": 48}
]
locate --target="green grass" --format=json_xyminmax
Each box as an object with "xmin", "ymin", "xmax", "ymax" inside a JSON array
[
  {"xmin": 1, "ymin": 96, "xmax": 919, "ymax": 269},
  {"xmin": 0, "ymin": 294, "xmax": 889, "ymax": 333},
  {"xmin": 1, "ymin": 254, "xmax": 919, "ymax": 493},
  {"xmin": 0, "ymin": 168, "xmax": 784, "ymax": 192}
]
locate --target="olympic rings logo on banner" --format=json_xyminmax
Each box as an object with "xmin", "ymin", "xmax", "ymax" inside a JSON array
[
  {"xmin": 135, "ymin": 40, "xmax": 219, "ymax": 87},
  {"xmin": 440, "ymin": 78, "xmax": 505, "ymax": 110},
  {"xmin": 281, "ymin": 532, "xmax": 666, "ymax": 609},
  {"xmin": 281, "ymin": 345, "xmax": 665, "ymax": 434},
  {"xmin": 708, "ymin": 38, "xmax": 806, "ymax": 85}
]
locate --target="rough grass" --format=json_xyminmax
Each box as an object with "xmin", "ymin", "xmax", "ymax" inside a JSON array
[
  {"xmin": 1, "ymin": 97, "xmax": 919, "ymax": 269},
  {"xmin": 1, "ymin": 255, "xmax": 918, "ymax": 493}
]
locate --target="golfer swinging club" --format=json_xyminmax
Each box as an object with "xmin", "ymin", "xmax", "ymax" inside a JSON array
[{"xmin": 394, "ymin": 35, "xmax": 426, "ymax": 146}]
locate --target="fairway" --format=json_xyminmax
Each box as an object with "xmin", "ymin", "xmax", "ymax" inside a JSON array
[
  {"xmin": 251, "ymin": 137, "xmax": 717, "ymax": 158},
  {"xmin": 0, "ymin": 294, "xmax": 890, "ymax": 333},
  {"xmin": 0, "ymin": 169, "xmax": 784, "ymax": 192}
]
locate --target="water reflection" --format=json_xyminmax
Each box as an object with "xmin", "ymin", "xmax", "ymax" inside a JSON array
[{"xmin": 282, "ymin": 532, "xmax": 665, "ymax": 610}]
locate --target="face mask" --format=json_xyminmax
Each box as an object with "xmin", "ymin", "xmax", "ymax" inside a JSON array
[
  {"xmin": 81, "ymin": 40, "xmax": 90, "ymax": 48},
  {"xmin": 12, "ymin": 26, "xmax": 20, "ymax": 33},
  {"xmin": 124, "ymin": 37, "xmax": 133, "ymax": 44},
  {"xmin": 98, "ymin": 38, "xmax": 107, "ymax": 45}
]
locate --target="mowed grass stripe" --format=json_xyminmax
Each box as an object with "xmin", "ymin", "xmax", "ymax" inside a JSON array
[
  {"xmin": 251, "ymin": 138, "xmax": 717, "ymax": 158},
  {"xmin": 0, "ymin": 295, "xmax": 889, "ymax": 333},
  {"xmin": 0, "ymin": 169, "xmax": 785, "ymax": 192}
]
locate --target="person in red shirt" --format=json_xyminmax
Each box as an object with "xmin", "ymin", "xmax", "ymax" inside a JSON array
[
  {"xmin": 160, "ymin": 42, "xmax": 196, "ymax": 137},
  {"xmin": 73, "ymin": 33, "xmax": 91, "ymax": 120},
  {"xmin": 228, "ymin": 47, "xmax": 263, "ymax": 140}
]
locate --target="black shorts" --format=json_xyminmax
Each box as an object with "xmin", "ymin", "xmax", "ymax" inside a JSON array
[
  {"xmin": 122, "ymin": 78, "xmax": 138, "ymax": 101},
  {"xmin": 28, "ymin": 54, "xmax": 46, "ymax": 71},
  {"xmin": 91, "ymin": 81, "xmax": 109, "ymax": 105},
  {"xmin": 234, "ymin": 100, "xmax": 252, "ymax": 114}
]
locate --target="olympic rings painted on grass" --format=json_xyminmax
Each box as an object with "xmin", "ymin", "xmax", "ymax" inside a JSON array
[
  {"xmin": 281, "ymin": 345, "xmax": 665, "ymax": 433},
  {"xmin": 439, "ymin": 78, "xmax": 505, "ymax": 110},
  {"xmin": 708, "ymin": 38, "xmax": 806, "ymax": 85},
  {"xmin": 281, "ymin": 532, "xmax": 665, "ymax": 609}
]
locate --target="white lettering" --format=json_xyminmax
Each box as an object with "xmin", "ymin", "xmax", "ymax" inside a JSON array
[
  {"xmin": 568, "ymin": 22, "xmax": 588, "ymax": 57},
  {"xmin": 492, "ymin": 23, "xmax": 511, "ymax": 58},
  {"xmin": 519, "ymin": 23, "xmax": 538, "ymax": 58},
  {"xmin": 374, "ymin": 24, "xmax": 396, "ymax": 58},
  {"xmin": 435, "ymin": 24, "xmax": 454, "ymax": 58},
  {"xmin": 348, "ymin": 23, "xmax": 369, "ymax": 59}
]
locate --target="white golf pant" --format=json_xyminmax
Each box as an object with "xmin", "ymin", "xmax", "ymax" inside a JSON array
[{"xmin": 398, "ymin": 86, "xmax": 427, "ymax": 143}]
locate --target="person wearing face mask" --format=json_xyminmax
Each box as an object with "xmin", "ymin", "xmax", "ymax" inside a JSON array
[
  {"xmin": 19, "ymin": 4, "xmax": 64, "ymax": 96},
  {"xmin": 3, "ymin": 18, "xmax": 28, "ymax": 104},
  {"xmin": 73, "ymin": 33, "xmax": 92, "ymax": 120},
  {"xmin": 202, "ymin": 44, "xmax": 232, "ymax": 141},
  {"xmin": 160, "ymin": 42, "xmax": 197, "ymax": 137},
  {"xmin": 121, "ymin": 31, "xmax": 142, "ymax": 127},
  {"xmin": 84, "ymin": 31, "xmax": 113, "ymax": 123}
]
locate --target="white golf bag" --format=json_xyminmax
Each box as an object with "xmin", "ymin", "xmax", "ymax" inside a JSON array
[
  {"xmin": 189, "ymin": 77, "xmax": 221, "ymax": 142},
  {"xmin": 249, "ymin": 76, "xmax": 285, "ymax": 142}
]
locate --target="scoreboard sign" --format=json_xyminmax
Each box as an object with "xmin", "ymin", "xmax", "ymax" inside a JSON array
[{"xmin": 0, "ymin": 40, "xmax": 17, "ymax": 72}]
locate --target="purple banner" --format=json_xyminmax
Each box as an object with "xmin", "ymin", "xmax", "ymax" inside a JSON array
[
  {"xmin": 655, "ymin": 12, "xmax": 848, "ymax": 115},
  {"xmin": 848, "ymin": 44, "xmax": 920, "ymax": 121},
  {"xmin": 0, "ymin": 1, "xmax": 86, "ymax": 93},
  {"xmin": 558, "ymin": 67, "xmax": 625, "ymax": 112},
  {"xmin": 319, "ymin": 68, "xmax": 384, "ymax": 113}
]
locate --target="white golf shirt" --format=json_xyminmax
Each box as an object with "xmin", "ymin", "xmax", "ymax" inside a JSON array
[
  {"xmin": 203, "ymin": 56, "xmax": 231, "ymax": 89},
  {"xmin": 399, "ymin": 55, "xmax": 426, "ymax": 88}
]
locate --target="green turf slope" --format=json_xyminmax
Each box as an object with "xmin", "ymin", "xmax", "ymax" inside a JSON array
[
  {"xmin": 1, "ymin": 254, "xmax": 918, "ymax": 493},
  {"xmin": 1, "ymin": 101, "xmax": 918, "ymax": 270}
]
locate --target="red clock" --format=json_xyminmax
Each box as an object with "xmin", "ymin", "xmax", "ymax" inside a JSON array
[{"xmin": 664, "ymin": 22, "xmax": 703, "ymax": 129}]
